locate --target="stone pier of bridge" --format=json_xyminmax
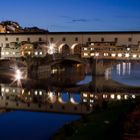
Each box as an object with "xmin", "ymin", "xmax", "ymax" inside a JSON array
[{"xmin": 90, "ymin": 59, "xmax": 121, "ymax": 76}]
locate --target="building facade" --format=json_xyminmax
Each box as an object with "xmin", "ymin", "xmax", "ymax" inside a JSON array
[{"xmin": 1, "ymin": 31, "xmax": 140, "ymax": 58}]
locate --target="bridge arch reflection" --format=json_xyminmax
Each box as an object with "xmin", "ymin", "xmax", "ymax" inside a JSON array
[{"xmin": 0, "ymin": 83, "xmax": 139, "ymax": 115}]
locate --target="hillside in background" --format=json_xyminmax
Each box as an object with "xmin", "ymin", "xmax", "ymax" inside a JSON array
[{"xmin": 0, "ymin": 21, "xmax": 48, "ymax": 33}]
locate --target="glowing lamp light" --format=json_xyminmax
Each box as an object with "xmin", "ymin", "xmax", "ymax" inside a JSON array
[
  {"xmin": 15, "ymin": 69, "xmax": 22, "ymax": 81},
  {"xmin": 48, "ymin": 44, "xmax": 56, "ymax": 54}
]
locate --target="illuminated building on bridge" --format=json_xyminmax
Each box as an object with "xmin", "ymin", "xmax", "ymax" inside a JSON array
[{"xmin": 1, "ymin": 31, "xmax": 140, "ymax": 59}]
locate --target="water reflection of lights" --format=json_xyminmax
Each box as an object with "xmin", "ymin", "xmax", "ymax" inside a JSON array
[
  {"xmin": 117, "ymin": 95, "xmax": 121, "ymax": 100},
  {"xmin": 103, "ymin": 94, "xmax": 108, "ymax": 99},
  {"xmin": 83, "ymin": 93, "xmax": 88, "ymax": 97},
  {"xmin": 124, "ymin": 95, "xmax": 128, "ymax": 100},
  {"xmin": 116, "ymin": 64, "xmax": 121, "ymax": 75},
  {"xmin": 105, "ymin": 68, "xmax": 112, "ymax": 80},
  {"xmin": 47, "ymin": 91, "xmax": 57, "ymax": 103},
  {"xmin": 70, "ymin": 97, "xmax": 78, "ymax": 104},
  {"xmin": 116, "ymin": 62, "xmax": 131, "ymax": 76},
  {"xmin": 110, "ymin": 94, "xmax": 115, "ymax": 99},
  {"xmin": 132, "ymin": 95, "xmax": 136, "ymax": 99}
]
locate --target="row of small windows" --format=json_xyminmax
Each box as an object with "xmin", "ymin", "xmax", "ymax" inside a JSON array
[
  {"xmin": 88, "ymin": 37, "xmax": 132, "ymax": 42},
  {"xmin": 50, "ymin": 37, "xmax": 79, "ymax": 42},
  {"xmin": 2, "ymin": 37, "xmax": 132, "ymax": 42},
  {"xmin": 3, "ymin": 37, "xmax": 134, "ymax": 42},
  {"xmin": 5, "ymin": 37, "xmax": 43, "ymax": 42},
  {"xmin": 49, "ymin": 37, "xmax": 133, "ymax": 42}
]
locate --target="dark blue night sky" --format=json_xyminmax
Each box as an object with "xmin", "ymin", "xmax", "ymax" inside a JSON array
[{"xmin": 1, "ymin": 0, "xmax": 140, "ymax": 31}]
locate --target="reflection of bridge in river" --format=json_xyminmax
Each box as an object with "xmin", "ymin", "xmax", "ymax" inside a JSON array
[{"xmin": 0, "ymin": 83, "xmax": 139, "ymax": 115}]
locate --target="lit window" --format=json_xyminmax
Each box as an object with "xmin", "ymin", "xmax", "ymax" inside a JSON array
[
  {"xmin": 1, "ymin": 52, "xmax": 4, "ymax": 55},
  {"xmin": 84, "ymin": 53, "xmax": 88, "ymax": 56},
  {"xmin": 28, "ymin": 51, "xmax": 31, "ymax": 55},
  {"xmin": 95, "ymin": 53, "xmax": 99, "ymax": 57},
  {"xmin": 125, "ymin": 53, "xmax": 130, "ymax": 58},
  {"xmin": 90, "ymin": 94, "xmax": 94, "ymax": 98},
  {"xmin": 35, "ymin": 52, "xmax": 38, "ymax": 55},
  {"xmin": 84, "ymin": 48, "xmax": 88, "ymax": 51},
  {"xmin": 133, "ymin": 54, "xmax": 137, "ymax": 58},
  {"xmin": 104, "ymin": 53, "xmax": 108, "ymax": 56},
  {"xmin": 127, "ymin": 48, "xmax": 130, "ymax": 51},
  {"xmin": 40, "ymin": 52, "xmax": 43, "ymax": 55},
  {"xmin": 5, "ymin": 88, "xmax": 9, "ymax": 93},
  {"xmin": 111, "ymin": 53, "xmax": 116, "ymax": 57},
  {"xmin": 6, "ymin": 52, "xmax": 9, "ymax": 55},
  {"xmin": 91, "ymin": 53, "xmax": 94, "ymax": 56},
  {"xmin": 83, "ymin": 93, "xmax": 87, "ymax": 97},
  {"xmin": 13, "ymin": 52, "xmax": 15, "ymax": 55},
  {"xmin": 1, "ymin": 88, "xmax": 4, "ymax": 92},
  {"xmin": 13, "ymin": 89, "xmax": 15, "ymax": 93},
  {"xmin": 118, "ymin": 53, "xmax": 122, "ymax": 57},
  {"xmin": 91, "ymin": 43, "xmax": 94, "ymax": 46}
]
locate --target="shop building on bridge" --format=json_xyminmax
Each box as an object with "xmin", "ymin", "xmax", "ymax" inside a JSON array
[{"xmin": 0, "ymin": 31, "xmax": 140, "ymax": 58}]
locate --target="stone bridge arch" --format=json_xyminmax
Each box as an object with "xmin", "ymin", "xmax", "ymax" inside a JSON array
[
  {"xmin": 58, "ymin": 44, "xmax": 71, "ymax": 56},
  {"xmin": 71, "ymin": 43, "xmax": 82, "ymax": 56}
]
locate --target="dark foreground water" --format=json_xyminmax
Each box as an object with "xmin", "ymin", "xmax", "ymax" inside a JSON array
[
  {"xmin": 0, "ymin": 62, "xmax": 140, "ymax": 140},
  {"xmin": 0, "ymin": 111, "xmax": 79, "ymax": 140}
]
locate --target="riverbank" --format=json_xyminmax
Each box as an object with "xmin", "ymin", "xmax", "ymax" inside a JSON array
[
  {"xmin": 51, "ymin": 97, "xmax": 140, "ymax": 140},
  {"xmin": 122, "ymin": 101, "xmax": 140, "ymax": 139}
]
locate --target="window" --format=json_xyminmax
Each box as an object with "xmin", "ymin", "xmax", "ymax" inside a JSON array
[
  {"xmin": 39, "ymin": 37, "xmax": 42, "ymax": 42},
  {"xmin": 114, "ymin": 38, "xmax": 118, "ymax": 42},
  {"xmin": 27, "ymin": 38, "xmax": 30, "ymax": 42},
  {"xmin": 128, "ymin": 37, "xmax": 132, "ymax": 42},
  {"xmin": 6, "ymin": 43, "xmax": 9, "ymax": 48},
  {"xmin": 75, "ymin": 37, "xmax": 78, "ymax": 41},
  {"xmin": 5, "ymin": 37, "xmax": 8, "ymax": 41},
  {"xmin": 88, "ymin": 38, "xmax": 91, "ymax": 42},
  {"xmin": 16, "ymin": 38, "xmax": 19, "ymax": 42},
  {"xmin": 101, "ymin": 38, "xmax": 104, "ymax": 42},
  {"xmin": 62, "ymin": 37, "xmax": 66, "ymax": 41},
  {"xmin": 50, "ymin": 37, "xmax": 54, "ymax": 42}
]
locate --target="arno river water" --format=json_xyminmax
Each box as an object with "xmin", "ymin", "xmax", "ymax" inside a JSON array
[{"xmin": 0, "ymin": 62, "xmax": 140, "ymax": 140}]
